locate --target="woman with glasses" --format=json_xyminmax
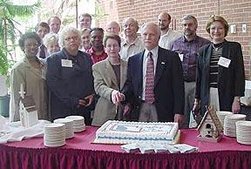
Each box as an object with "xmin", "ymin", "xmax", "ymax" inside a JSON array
[
  {"xmin": 46, "ymin": 27, "xmax": 94, "ymax": 125},
  {"xmin": 193, "ymin": 16, "xmax": 245, "ymax": 117},
  {"xmin": 9, "ymin": 32, "xmax": 48, "ymax": 122},
  {"xmin": 91, "ymin": 34, "xmax": 127, "ymax": 126}
]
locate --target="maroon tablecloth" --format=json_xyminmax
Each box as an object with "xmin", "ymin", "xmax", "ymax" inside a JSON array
[{"xmin": 0, "ymin": 127, "xmax": 251, "ymax": 169}]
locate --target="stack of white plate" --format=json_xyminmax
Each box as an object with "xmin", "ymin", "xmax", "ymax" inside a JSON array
[
  {"xmin": 54, "ymin": 118, "xmax": 74, "ymax": 139},
  {"xmin": 224, "ymin": 114, "xmax": 246, "ymax": 137},
  {"xmin": 216, "ymin": 111, "xmax": 233, "ymax": 127},
  {"xmin": 44, "ymin": 123, "xmax": 66, "ymax": 147},
  {"xmin": 65, "ymin": 116, "xmax": 86, "ymax": 132},
  {"xmin": 236, "ymin": 121, "xmax": 251, "ymax": 145}
]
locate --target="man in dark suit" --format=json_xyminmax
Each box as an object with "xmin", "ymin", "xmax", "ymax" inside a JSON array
[{"xmin": 113, "ymin": 22, "xmax": 184, "ymax": 125}]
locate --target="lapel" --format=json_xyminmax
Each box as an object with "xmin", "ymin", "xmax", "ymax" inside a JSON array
[
  {"xmin": 205, "ymin": 45, "xmax": 212, "ymax": 69},
  {"xmin": 138, "ymin": 51, "xmax": 144, "ymax": 95},
  {"xmin": 154, "ymin": 47, "xmax": 166, "ymax": 88},
  {"xmin": 218, "ymin": 41, "xmax": 230, "ymax": 81},
  {"xmin": 105, "ymin": 59, "xmax": 119, "ymax": 89},
  {"xmin": 120, "ymin": 59, "xmax": 127, "ymax": 89}
]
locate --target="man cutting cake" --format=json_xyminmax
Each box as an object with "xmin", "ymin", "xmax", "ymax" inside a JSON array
[{"xmin": 112, "ymin": 22, "xmax": 184, "ymax": 126}]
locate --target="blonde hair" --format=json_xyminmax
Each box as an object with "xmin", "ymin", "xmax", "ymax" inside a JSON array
[
  {"xmin": 43, "ymin": 33, "xmax": 59, "ymax": 48},
  {"xmin": 80, "ymin": 28, "xmax": 91, "ymax": 35}
]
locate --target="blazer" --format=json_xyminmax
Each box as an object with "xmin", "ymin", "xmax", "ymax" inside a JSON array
[
  {"xmin": 195, "ymin": 40, "xmax": 245, "ymax": 114},
  {"xmin": 122, "ymin": 47, "xmax": 184, "ymax": 122},
  {"xmin": 46, "ymin": 49, "xmax": 94, "ymax": 121},
  {"xmin": 92, "ymin": 58, "xmax": 128, "ymax": 126}
]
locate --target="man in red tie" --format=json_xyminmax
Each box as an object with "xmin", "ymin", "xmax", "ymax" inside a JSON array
[{"xmin": 113, "ymin": 22, "xmax": 184, "ymax": 125}]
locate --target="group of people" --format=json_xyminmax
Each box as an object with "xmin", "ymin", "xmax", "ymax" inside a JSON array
[{"xmin": 9, "ymin": 12, "xmax": 245, "ymax": 128}]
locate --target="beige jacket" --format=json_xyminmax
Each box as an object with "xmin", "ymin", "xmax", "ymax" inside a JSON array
[
  {"xmin": 92, "ymin": 58, "xmax": 127, "ymax": 126},
  {"xmin": 9, "ymin": 57, "xmax": 48, "ymax": 122}
]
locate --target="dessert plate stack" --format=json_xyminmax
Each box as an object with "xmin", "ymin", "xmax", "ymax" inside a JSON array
[
  {"xmin": 54, "ymin": 118, "xmax": 74, "ymax": 139},
  {"xmin": 224, "ymin": 114, "xmax": 246, "ymax": 137},
  {"xmin": 44, "ymin": 123, "xmax": 65, "ymax": 147},
  {"xmin": 216, "ymin": 111, "xmax": 233, "ymax": 127},
  {"xmin": 66, "ymin": 116, "xmax": 86, "ymax": 132},
  {"xmin": 236, "ymin": 121, "xmax": 251, "ymax": 145}
]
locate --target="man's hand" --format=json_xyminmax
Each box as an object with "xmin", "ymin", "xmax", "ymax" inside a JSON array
[
  {"xmin": 174, "ymin": 114, "xmax": 184, "ymax": 128},
  {"xmin": 232, "ymin": 97, "xmax": 241, "ymax": 113}
]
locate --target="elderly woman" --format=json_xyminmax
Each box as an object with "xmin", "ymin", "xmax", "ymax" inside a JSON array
[
  {"xmin": 80, "ymin": 28, "xmax": 91, "ymax": 52},
  {"xmin": 43, "ymin": 33, "xmax": 60, "ymax": 56},
  {"xmin": 194, "ymin": 16, "xmax": 245, "ymax": 116},
  {"xmin": 91, "ymin": 34, "xmax": 127, "ymax": 126},
  {"xmin": 46, "ymin": 27, "xmax": 94, "ymax": 125},
  {"xmin": 9, "ymin": 32, "xmax": 48, "ymax": 121}
]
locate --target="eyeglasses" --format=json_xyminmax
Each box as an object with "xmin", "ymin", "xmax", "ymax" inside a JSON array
[
  {"xmin": 64, "ymin": 36, "xmax": 79, "ymax": 42},
  {"xmin": 106, "ymin": 44, "xmax": 120, "ymax": 49}
]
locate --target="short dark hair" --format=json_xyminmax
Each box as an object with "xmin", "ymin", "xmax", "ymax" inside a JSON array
[
  {"xmin": 18, "ymin": 32, "xmax": 42, "ymax": 50},
  {"xmin": 206, "ymin": 15, "xmax": 229, "ymax": 37},
  {"xmin": 79, "ymin": 13, "xmax": 92, "ymax": 21},
  {"xmin": 90, "ymin": 27, "xmax": 104, "ymax": 34},
  {"xmin": 103, "ymin": 33, "xmax": 121, "ymax": 48},
  {"xmin": 35, "ymin": 22, "xmax": 50, "ymax": 32}
]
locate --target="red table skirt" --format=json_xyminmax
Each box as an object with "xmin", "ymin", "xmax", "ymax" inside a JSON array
[{"xmin": 1, "ymin": 127, "xmax": 251, "ymax": 169}]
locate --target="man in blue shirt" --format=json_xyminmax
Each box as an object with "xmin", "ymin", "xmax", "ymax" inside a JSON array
[{"xmin": 171, "ymin": 15, "xmax": 210, "ymax": 128}]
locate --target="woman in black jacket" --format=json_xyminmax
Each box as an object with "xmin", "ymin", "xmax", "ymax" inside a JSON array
[{"xmin": 193, "ymin": 15, "xmax": 245, "ymax": 116}]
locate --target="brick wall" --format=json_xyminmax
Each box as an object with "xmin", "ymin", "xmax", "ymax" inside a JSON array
[{"xmin": 98, "ymin": 0, "xmax": 251, "ymax": 80}]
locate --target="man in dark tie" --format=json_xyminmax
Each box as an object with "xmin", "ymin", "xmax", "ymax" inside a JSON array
[
  {"xmin": 35, "ymin": 22, "xmax": 50, "ymax": 59},
  {"xmin": 113, "ymin": 22, "xmax": 184, "ymax": 125}
]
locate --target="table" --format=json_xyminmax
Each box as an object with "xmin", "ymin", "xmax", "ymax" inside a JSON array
[{"xmin": 0, "ymin": 127, "xmax": 251, "ymax": 169}]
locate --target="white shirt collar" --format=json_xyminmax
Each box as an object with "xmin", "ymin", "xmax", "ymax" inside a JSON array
[{"xmin": 145, "ymin": 46, "xmax": 158, "ymax": 58}]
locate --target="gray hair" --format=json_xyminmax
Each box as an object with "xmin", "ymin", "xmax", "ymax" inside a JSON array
[
  {"xmin": 122, "ymin": 17, "xmax": 139, "ymax": 31},
  {"xmin": 58, "ymin": 26, "xmax": 81, "ymax": 48},
  {"xmin": 140, "ymin": 22, "xmax": 161, "ymax": 38},
  {"xmin": 182, "ymin": 15, "xmax": 198, "ymax": 27}
]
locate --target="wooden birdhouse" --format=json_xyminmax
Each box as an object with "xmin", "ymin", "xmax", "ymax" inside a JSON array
[
  {"xmin": 19, "ymin": 84, "xmax": 38, "ymax": 128},
  {"xmin": 197, "ymin": 106, "xmax": 223, "ymax": 142}
]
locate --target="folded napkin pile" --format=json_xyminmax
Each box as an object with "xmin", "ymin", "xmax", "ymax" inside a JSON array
[
  {"xmin": 0, "ymin": 115, "xmax": 50, "ymax": 144},
  {"xmin": 121, "ymin": 143, "xmax": 198, "ymax": 154}
]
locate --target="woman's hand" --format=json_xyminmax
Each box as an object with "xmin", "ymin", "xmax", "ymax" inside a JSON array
[{"xmin": 84, "ymin": 94, "xmax": 94, "ymax": 107}]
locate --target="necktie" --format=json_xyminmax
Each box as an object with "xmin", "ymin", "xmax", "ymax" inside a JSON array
[
  {"xmin": 39, "ymin": 45, "xmax": 46, "ymax": 59},
  {"xmin": 145, "ymin": 52, "xmax": 155, "ymax": 103}
]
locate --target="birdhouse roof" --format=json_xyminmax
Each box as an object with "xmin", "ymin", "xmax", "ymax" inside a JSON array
[{"xmin": 197, "ymin": 106, "xmax": 223, "ymax": 133}]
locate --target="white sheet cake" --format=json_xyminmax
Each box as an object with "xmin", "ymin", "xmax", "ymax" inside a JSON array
[{"xmin": 94, "ymin": 120, "xmax": 179, "ymax": 144}]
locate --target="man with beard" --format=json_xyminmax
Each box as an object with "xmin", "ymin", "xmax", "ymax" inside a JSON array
[
  {"xmin": 171, "ymin": 15, "xmax": 210, "ymax": 128},
  {"xmin": 120, "ymin": 17, "xmax": 144, "ymax": 61},
  {"xmin": 86, "ymin": 28, "xmax": 108, "ymax": 64},
  {"xmin": 158, "ymin": 12, "xmax": 182, "ymax": 50}
]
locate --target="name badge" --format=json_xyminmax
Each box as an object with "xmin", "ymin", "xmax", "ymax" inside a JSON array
[
  {"xmin": 218, "ymin": 57, "xmax": 231, "ymax": 68},
  {"xmin": 178, "ymin": 53, "xmax": 184, "ymax": 62},
  {"xmin": 61, "ymin": 59, "xmax": 73, "ymax": 67}
]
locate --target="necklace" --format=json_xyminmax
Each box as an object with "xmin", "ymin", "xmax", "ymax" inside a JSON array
[{"xmin": 212, "ymin": 42, "xmax": 224, "ymax": 51}]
